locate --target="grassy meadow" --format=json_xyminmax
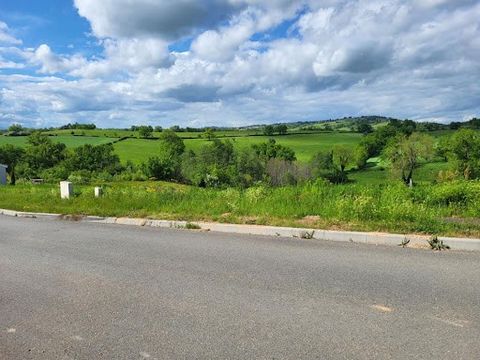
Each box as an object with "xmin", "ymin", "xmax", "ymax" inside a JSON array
[
  {"xmin": 112, "ymin": 132, "xmax": 363, "ymax": 164},
  {"xmin": 0, "ymin": 135, "xmax": 118, "ymax": 148},
  {"xmin": 1, "ymin": 180, "xmax": 480, "ymax": 237}
]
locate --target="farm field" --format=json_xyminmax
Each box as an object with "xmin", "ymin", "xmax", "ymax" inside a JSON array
[
  {"xmin": 113, "ymin": 132, "xmax": 363, "ymax": 164},
  {"xmin": 1, "ymin": 130, "xmax": 455, "ymax": 185},
  {"xmin": 0, "ymin": 135, "xmax": 118, "ymax": 148},
  {"xmin": 44, "ymin": 128, "xmax": 263, "ymax": 139}
]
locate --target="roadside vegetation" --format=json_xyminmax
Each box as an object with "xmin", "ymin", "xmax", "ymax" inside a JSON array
[{"xmin": 1, "ymin": 116, "xmax": 480, "ymax": 237}]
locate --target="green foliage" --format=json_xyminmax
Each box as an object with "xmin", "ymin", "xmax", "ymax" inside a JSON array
[
  {"xmin": 252, "ymin": 139, "xmax": 296, "ymax": 162},
  {"xmin": 0, "ymin": 144, "xmax": 25, "ymax": 184},
  {"xmin": 137, "ymin": 125, "xmax": 154, "ymax": 138},
  {"xmin": 263, "ymin": 125, "xmax": 275, "ymax": 136},
  {"xmin": 22, "ymin": 133, "xmax": 67, "ymax": 177},
  {"xmin": 355, "ymin": 145, "xmax": 369, "ymax": 169},
  {"xmin": 384, "ymin": 133, "xmax": 434, "ymax": 185},
  {"xmin": 356, "ymin": 122, "xmax": 373, "ymax": 134},
  {"xmin": 310, "ymin": 150, "xmax": 334, "ymax": 178},
  {"xmin": 159, "ymin": 130, "xmax": 185, "ymax": 156},
  {"xmin": 274, "ymin": 124, "xmax": 288, "ymax": 135},
  {"xmin": 449, "ymin": 129, "xmax": 480, "ymax": 179},
  {"xmin": 203, "ymin": 128, "xmax": 216, "ymax": 141},
  {"xmin": 66, "ymin": 143, "xmax": 121, "ymax": 174}
]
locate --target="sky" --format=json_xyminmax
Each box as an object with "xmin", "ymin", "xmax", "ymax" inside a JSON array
[{"xmin": 0, "ymin": 0, "xmax": 479, "ymax": 129}]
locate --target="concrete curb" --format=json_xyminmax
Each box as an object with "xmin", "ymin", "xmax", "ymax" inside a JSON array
[{"xmin": 1, "ymin": 208, "xmax": 480, "ymax": 251}]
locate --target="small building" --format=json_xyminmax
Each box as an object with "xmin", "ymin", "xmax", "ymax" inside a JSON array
[{"xmin": 0, "ymin": 164, "xmax": 7, "ymax": 185}]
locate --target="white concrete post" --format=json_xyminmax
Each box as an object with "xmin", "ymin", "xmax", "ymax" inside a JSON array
[
  {"xmin": 94, "ymin": 186, "xmax": 103, "ymax": 198},
  {"xmin": 0, "ymin": 164, "xmax": 7, "ymax": 185},
  {"xmin": 60, "ymin": 181, "xmax": 73, "ymax": 199}
]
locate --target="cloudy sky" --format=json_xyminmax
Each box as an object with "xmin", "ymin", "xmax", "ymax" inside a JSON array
[{"xmin": 0, "ymin": 0, "xmax": 479, "ymax": 128}]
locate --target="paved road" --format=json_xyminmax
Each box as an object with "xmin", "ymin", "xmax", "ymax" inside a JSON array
[{"xmin": 1, "ymin": 216, "xmax": 479, "ymax": 359}]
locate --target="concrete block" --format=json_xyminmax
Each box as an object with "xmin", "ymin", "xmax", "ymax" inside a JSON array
[
  {"xmin": 94, "ymin": 187, "xmax": 103, "ymax": 198},
  {"xmin": 115, "ymin": 217, "xmax": 147, "ymax": 226},
  {"xmin": 60, "ymin": 181, "xmax": 73, "ymax": 199}
]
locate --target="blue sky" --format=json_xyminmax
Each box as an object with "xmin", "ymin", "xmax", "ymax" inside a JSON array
[{"xmin": 0, "ymin": 0, "xmax": 479, "ymax": 128}]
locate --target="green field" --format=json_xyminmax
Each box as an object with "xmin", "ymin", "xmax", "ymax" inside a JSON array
[
  {"xmin": 114, "ymin": 132, "xmax": 363, "ymax": 164},
  {"xmin": 1, "ymin": 130, "xmax": 455, "ymax": 185},
  {"xmin": 44, "ymin": 128, "xmax": 263, "ymax": 139},
  {"xmin": 0, "ymin": 135, "xmax": 118, "ymax": 148}
]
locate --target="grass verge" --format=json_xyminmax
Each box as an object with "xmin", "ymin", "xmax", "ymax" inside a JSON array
[{"xmin": 2, "ymin": 180, "xmax": 480, "ymax": 237}]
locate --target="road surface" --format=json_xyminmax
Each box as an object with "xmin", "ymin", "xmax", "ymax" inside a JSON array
[{"xmin": 1, "ymin": 216, "xmax": 479, "ymax": 359}]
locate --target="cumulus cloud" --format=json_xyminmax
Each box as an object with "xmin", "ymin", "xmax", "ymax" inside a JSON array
[
  {"xmin": 1, "ymin": 0, "xmax": 479, "ymax": 128},
  {"xmin": 73, "ymin": 0, "xmax": 245, "ymax": 40}
]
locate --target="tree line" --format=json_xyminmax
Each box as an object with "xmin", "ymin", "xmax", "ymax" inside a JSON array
[{"xmin": 1, "ymin": 120, "xmax": 480, "ymax": 187}]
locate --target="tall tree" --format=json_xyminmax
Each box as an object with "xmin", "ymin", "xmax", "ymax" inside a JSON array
[
  {"xmin": 384, "ymin": 133, "xmax": 434, "ymax": 185},
  {"xmin": 449, "ymin": 129, "xmax": 480, "ymax": 179}
]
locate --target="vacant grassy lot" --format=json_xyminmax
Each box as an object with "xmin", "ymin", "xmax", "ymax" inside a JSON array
[{"xmin": 1, "ymin": 180, "xmax": 480, "ymax": 237}]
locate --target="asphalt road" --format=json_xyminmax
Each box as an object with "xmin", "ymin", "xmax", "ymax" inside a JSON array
[{"xmin": 1, "ymin": 216, "xmax": 479, "ymax": 359}]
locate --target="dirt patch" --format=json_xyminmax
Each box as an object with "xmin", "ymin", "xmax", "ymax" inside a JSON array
[
  {"xmin": 59, "ymin": 214, "xmax": 85, "ymax": 221},
  {"xmin": 298, "ymin": 215, "xmax": 321, "ymax": 226},
  {"xmin": 443, "ymin": 217, "xmax": 480, "ymax": 226}
]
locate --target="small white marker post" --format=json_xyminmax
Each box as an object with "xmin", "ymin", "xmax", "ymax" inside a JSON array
[
  {"xmin": 94, "ymin": 186, "xmax": 103, "ymax": 198},
  {"xmin": 60, "ymin": 181, "xmax": 73, "ymax": 199}
]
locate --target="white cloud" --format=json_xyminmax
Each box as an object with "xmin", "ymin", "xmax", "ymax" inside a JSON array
[
  {"xmin": 1, "ymin": 0, "xmax": 479, "ymax": 128},
  {"xmin": 0, "ymin": 22, "xmax": 21, "ymax": 45}
]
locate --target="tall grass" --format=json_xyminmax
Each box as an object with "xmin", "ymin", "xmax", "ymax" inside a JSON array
[{"xmin": 1, "ymin": 180, "xmax": 480, "ymax": 236}]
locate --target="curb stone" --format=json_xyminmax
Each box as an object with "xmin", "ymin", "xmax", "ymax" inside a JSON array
[{"xmin": 1, "ymin": 208, "xmax": 480, "ymax": 251}]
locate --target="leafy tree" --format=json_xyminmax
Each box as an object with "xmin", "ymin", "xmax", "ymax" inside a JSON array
[
  {"xmin": 143, "ymin": 155, "xmax": 178, "ymax": 181},
  {"xmin": 449, "ymin": 129, "xmax": 480, "ymax": 179},
  {"xmin": 252, "ymin": 139, "xmax": 296, "ymax": 162},
  {"xmin": 435, "ymin": 136, "xmax": 450, "ymax": 162},
  {"xmin": 203, "ymin": 128, "xmax": 216, "ymax": 141},
  {"xmin": 154, "ymin": 126, "xmax": 163, "ymax": 132},
  {"xmin": 384, "ymin": 133, "xmax": 434, "ymax": 185},
  {"xmin": 263, "ymin": 125, "xmax": 275, "ymax": 136},
  {"xmin": 0, "ymin": 144, "xmax": 25, "ymax": 184},
  {"xmin": 199, "ymin": 139, "xmax": 236, "ymax": 186},
  {"xmin": 138, "ymin": 125, "xmax": 154, "ymax": 138},
  {"xmin": 356, "ymin": 122, "xmax": 374, "ymax": 134},
  {"xmin": 449, "ymin": 122, "xmax": 462, "ymax": 130},
  {"xmin": 235, "ymin": 148, "xmax": 265, "ymax": 187},
  {"xmin": 274, "ymin": 124, "xmax": 288, "ymax": 135},
  {"xmin": 8, "ymin": 123, "xmax": 24, "ymax": 134},
  {"xmin": 310, "ymin": 150, "xmax": 334, "ymax": 179},
  {"xmin": 332, "ymin": 145, "xmax": 353, "ymax": 182},
  {"xmin": 65, "ymin": 144, "xmax": 121, "ymax": 174},
  {"xmin": 389, "ymin": 119, "xmax": 416, "ymax": 136},
  {"xmin": 23, "ymin": 133, "xmax": 67, "ymax": 176},
  {"xmin": 159, "ymin": 130, "xmax": 185, "ymax": 156},
  {"xmin": 354, "ymin": 145, "xmax": 370, "ymax": 169}
]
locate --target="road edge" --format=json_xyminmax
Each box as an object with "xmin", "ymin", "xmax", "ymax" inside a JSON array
[{"xmin": 1, "ymin": 208, "xmax": 480, "ymax": 251}]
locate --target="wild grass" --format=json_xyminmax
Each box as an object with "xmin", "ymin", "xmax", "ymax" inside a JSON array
[{"xmin": 2, "ymin": 180, "xmax": 480, "ymax": 237}]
